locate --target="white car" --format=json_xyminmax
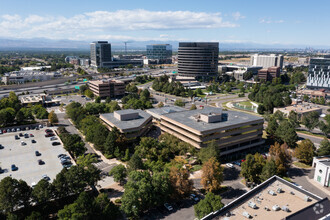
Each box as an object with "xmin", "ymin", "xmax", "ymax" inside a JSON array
[{"xmin": 226, "ymin": 163, "xmax": 234, "ymax": 168}]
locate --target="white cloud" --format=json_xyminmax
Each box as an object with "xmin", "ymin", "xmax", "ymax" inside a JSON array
[
  {"xmin": 0, "ymin": 9, "xmax": 239, "ymax": 40},
  {"xmin": 259, "ymin": 18, "xmax": 285, "ymax": 24},
  {"xmin": 232, "ymin": 12, "xmax": 245, "ymax": 20}
]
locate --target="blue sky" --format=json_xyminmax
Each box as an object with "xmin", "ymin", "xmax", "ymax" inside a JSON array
[{"xmin": 0, "ymin": 0, "xmax": 329, "ymax": 46}]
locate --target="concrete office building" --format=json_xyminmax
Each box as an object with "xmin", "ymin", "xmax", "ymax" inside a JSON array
[
  {"xmin": 160, "ymin": 107, "xmax": 264, "ymax": 159},
  {"xmin": 145, "ymin": 106, "xmax": 186, "ymax": 121},
  {"xmin": 273, "ymin": 104, "xmax": 322, "ymax": 119},
  {"xmin": 88, "ymin": 79, "xmax": 125, "ymax": 98},
  {"xmin": 100, "ymin": 109, "xmax": 152, "ymax": 140},
  {"xmin": 178, "ymin": 42, "xmax": 219, "ymax": 77},
  {"xmin": 219, "ymin": 65, "xmax": 263, "ymax": 81},
  {"xmin": 258, "ymin": 66, "xmax": 281, "ymax": 81},
  {"xmin": 307, "ymin": 57, "xmax": 330, "ymax": 89},
  {"xmin": 146, "ymin": 44, "xmax": 172, "ymax": 64},
  {"xmin": 90, "ymin": 41, "xmax": 112, "ymax": 68},
  {"xmin": 250, "ymin": 54, "xmax": 284, "ymax": 69},
  {"xmin": 312, "ymin": 156, "xmax": 330, "ymax": 188},
  {"xmin": 204, "ymin": 175, "xmax": 330, "ymax": 220}
]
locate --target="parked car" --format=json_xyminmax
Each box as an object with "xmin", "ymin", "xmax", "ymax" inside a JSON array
[
  {"xmin": 31, "ymin": 139, "xmax": 36, "ymax": 143},
  {"xmin": 11, "ymin": 164, "xmax": 18, "ymax": 171},
  {"xmin": 21, "ymin": 141, "xmax": 26, "ymax": 146},
  {"xmin": 19, "ymin": 133, "xmax": 23, "ymax": 137},
  {"xmin": 0, "ymin": 145, "xmax": 4, "ymax": 149},
  {"xmin": 226, "ymin": 163, "xmax": 234, "ymax": 168},
  {"xmin": 0, "ymin": 130, "xmax": 2, "ymax": 134},
  {"xmin": 190, "ymin": 194, "xmax": 200, "ymax": 202},
  {"xmin": 29, "ymin": 134, "xmax": 34, "ymax": 137},
  {"xmin": 39, "ymin": 125, "xmax": 43, "ymax": 129},
  {"xmin": 38, "ymin": 160, "xmax": 45, "ymax": 165},
  {"xmin": 45, "ymin": 133, "xmax": 55, "ymax": 137},
  {"xmin": 52, "ymin": 142, "xmax": 61, "ymax": 146},
  {"xmin": 63, "ymin": 163, "xmax": 72, "ymax": 169},
  {"xmin": 164, "ymin": 203, "xmax": 173, "ymax": 211},
  {"xmin": 61, "ymin": 159, "xmax": 71, "ymax": 165},
  {"xmin": 45, "ymin": 129, "xmax": 52, "ymax": 133},
  {"xmin": 11, "ymin": 128, "xmax": 16, "ymax": 132},
  {"xmin": 15, "ymin": 135, "xmax": 20, "ymax": 140},
  {"xmin": 58, "ymin": 154, "xmax": 67, "ymax": 158},
  {"xmin": 26, "ymin": 127, "xmax": 30, "ymax": 130},
  {"xmin": 24, "ymin": 133, "xmax": 29, "ymax": 138},
  {"xmin": 17, "ymin": 128, "xmax": 20, "ymax": 131},
  {"xmin": 7, "ymin": 129, "xmax": 10, "ymax": 133},
  {"xmin": 35, "ymin": 151, "xmax": 41, "ymax": 156},
  {"xmin": 0, "ymin": 167, "xmax": 4, "ymax": 174},
  {"xmin": 233, "ymin": 161, "xmax": 241, "ymax": 166},
  {"xmin": 42, "ymin": 175, "xmax": 50, "ymax": 181},
  {"xmin": 60, "ymin": 156, "xmax": 70, "ymax": 161},
  {"xmin": 50, "ymin": 137, "xmax": 57, "ymax": 141},
  {"xmin": 31, "ymin": 182, "xmax": 37, "ymax": 188}
]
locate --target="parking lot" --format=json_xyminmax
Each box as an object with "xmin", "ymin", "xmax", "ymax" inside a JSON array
[{"xmin": 0, "ymin": 126, "xmax": 71, "ymax": 186}]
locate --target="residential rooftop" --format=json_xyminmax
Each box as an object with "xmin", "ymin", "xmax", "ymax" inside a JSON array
[
  {"xmin": 203, "ymin": 175, "xmax": 329, "ymax": 220},
  {"xmin": 160, "ymin": 107, "xmax": 263, "ymax": 133}
]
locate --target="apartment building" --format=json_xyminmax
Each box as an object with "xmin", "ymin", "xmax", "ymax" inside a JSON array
[
  {"xmin": 88, "ymin": 79, "xmax": 125, "ymax": 98},
  {"xmin": 160, "ymin": 107, "xmax": 264, "ymax": 159}
]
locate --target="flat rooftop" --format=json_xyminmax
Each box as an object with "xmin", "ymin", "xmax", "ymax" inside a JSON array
[
  {"xmin": 146, "ymin": 106, "xmax": 186, "ymax": 119},
  {"xmin": 161, "ymin": 107, "xmax": 263, "ymax": 133},
  {"xmin": 100, "ymin": 109, "xmax": 152, "ymax": 132},
  {"xmin": 275, "ymin": 104, "xmax": 322, "ymax": 114},
  {"xmin": 207, "ymin": 176, "xmax": 326, "ymax": 220}
]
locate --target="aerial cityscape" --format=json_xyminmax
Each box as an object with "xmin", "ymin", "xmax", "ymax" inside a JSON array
[{"xmin": 0, "ymin": 0, "xmax": 329, "ymax": 219}]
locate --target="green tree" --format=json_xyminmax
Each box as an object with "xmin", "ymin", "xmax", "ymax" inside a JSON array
[
  {"xmin": 288, "ymin": 110, "xmax": 300, "ymax": 128},
  {"xmin": 48, "ymin": 110, "xmax": 58, "ymax": 124},
  {"xmin": 60, "ymin": 133, "xmax": 86, "ymax": 158},
  {"xmin": 76, "ymin": 154, "xmax": 98, "ymax": 167},
  {"xmin": 174, "ymin": 99, "xmax": 185, "ymax": 107},
  {"xmin": 58, "ymin": 192, "xmax": 94, "ymax": 219},
  {"xmin": 169, "ymin": 166, "xmax": 193, "ymax": 198},
  {"xmin": 157, "ymin": 101, "xmax": 164, "ymax": 108},
  {"xmin": 275, "ymin": 120, "xmax": 298, "ymax": 148},
  {"xmin": 84, "ymin": 89, "xmax": 94, "ymax": 98},
  {"xmin": 318, "ymin": 120, "xmax": 330, "ymax": 137},
  {"xmin": 269, "ymin": 142, "xmax": 292, "ymax": 176},
  {"xmin": 109, "ymin": 165, "xmax": 127, "ymax": 185},
  {"xmin": 266, "ymin": 118, "xmax": 278, "ymax": 138},
  {"xmin": 32, "ymin": 179, "xmax": 53, "ymax": 204},
  {"xmin": 260, "ymin": 159, "xmax": 277, "ymax": 181},
  {"xmin": 25, "ymin": 211, "xmax": 42, "ymax": 220},
  {"xmin": 240, "ymin": 153, "xmax": 265, "ymax": 184},
  {"xmin": 302, "ymin": 111, "xmax": 320, "ymax": 131},
  {"xmin": 194, "ymin": 192, "xmax": 224, "ymax": 219},
  {"xmin": 201, "ymin": 157, "xmax": 223, "ymax": 192},
  {"xmin": 95, "ymin": 96, "xmax": 101, "ymax": 103},
  {"xmin": 295, "ymin": 139, "xmax": 316, "ymax": 165},
  {"xmin": 317, "ymin": 138, "xmax": 330, "ymax": 156},
  {"xmin": 198, "ymin": 140, "xmax": 220, "ymax": 163},
  {"xmin": 127, "ymin": 152, "xmax": 144, "ymax": 171}
]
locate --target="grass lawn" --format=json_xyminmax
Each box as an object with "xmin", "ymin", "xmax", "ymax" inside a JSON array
[
  {"xmin": 293, "ymin": 161, "xmax": 312, "ymax": 169},
  {"xmin": 192, "ymin": 165, "xmax": 202, "ymax": 172},
  {"xmin": 238, "ymin": 101, "xmax": 253, "ymax": 107},
  {"xmin": 297, "ymin": 130, "xmax": 327, "ymax": 139}
]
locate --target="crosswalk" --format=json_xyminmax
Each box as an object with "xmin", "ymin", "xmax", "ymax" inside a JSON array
[{"xmin": 92, "ymin": 161, "xmax": 117, "ymax": 172}]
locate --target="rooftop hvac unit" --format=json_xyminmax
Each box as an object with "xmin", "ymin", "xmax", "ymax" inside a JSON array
[
  {"xmin": 242, "ymin": 211, "xmax": 251, "ymax": 219},
  {"xmin": 248, "ymin": 201, "xmax": 257, "ymax": 209},
  {"xmin": 268, "ymin": 190, "xmax": 276, "ymax": 196},
  {"xmin": 277, "ymin": 188, "xmax": 282, "ymax": 193},
  {"xmin": 272, "ymin": 205, "xmax": 281, "ymax": 211},
  {"xmin": 264, "ymin": 206, "xmax": 270, "ymax": 211},
  {"xmin": 282, "ymin": 206, "xmax": 290, "ymax": 212},
  {"xmin": 290, "ymin": 191, "xmax": 295, "ymax": 195},
  {"xmin": 304, "ymin": 196, "xmax": 311, "ymax": 202}
]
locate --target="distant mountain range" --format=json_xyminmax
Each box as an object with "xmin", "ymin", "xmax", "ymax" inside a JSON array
[{"xmin": 0, "ymin": 37, "xmax": 329, "ymax": 51}]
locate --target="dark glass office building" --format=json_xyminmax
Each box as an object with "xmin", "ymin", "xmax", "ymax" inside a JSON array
[
  {"xmin": 90, "ymin": 41, "xmax": 112, "ymax": 68},
  {"xmin": 178, "ymin": 42, "xmax": 219, "ymax": 77},
  {"xmin": 146, "ymin": 44, "xmax": 172, "ymax": 62}
]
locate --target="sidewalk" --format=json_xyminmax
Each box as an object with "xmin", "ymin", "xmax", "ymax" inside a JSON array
[{"xmin": 305, "ymin": 175, "xmax": 330, "ymax": 197}]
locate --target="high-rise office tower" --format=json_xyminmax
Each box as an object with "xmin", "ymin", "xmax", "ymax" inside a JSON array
[
  {"xmin": 250, "ymin": 54, "xmax": 283, "ymax": 69},
  {"xmin": 90, "ymin": 41, "xmax": 112, "ymax": 68},
  {"xmin": 146, "ymin": 44, "xmax": 172, "ymax": 64},
  {"xmin": 307, "ymin": 57, "xmax": 330, "ymax": 89},
  {"xmin": 178, "ymin": 42, "xmax": 219, "ymax": 77}
]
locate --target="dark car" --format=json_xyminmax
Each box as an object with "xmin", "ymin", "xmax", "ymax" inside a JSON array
[
  {"xmin": 45, "ymin": 129, "xmax": 52, "ymax": 133},
  {"xmin": 63, "ymin": 163, "xmax": 72, "ymax": 169},
  {"xmin": 0, "ymin": 145, "xmax": 4, "ymax": 149},
  {"xmin": 15, "ymin": 135, "xmax": 20, "ymax": 140},
  {"xmin": 38, "ymin": 160, "xmax": 45, "ymax": 165},
  {"xmin": 61, "ymin": 160, "xmax": 71, "ymax": 165},
  {"xmin": 19, "ymin": 133, "xmax": 23, "ymax": 137},
  {"xmin": 0, "ymin": 168, "xmax": 4, "ymax": 174},
  {"xmin": 24, "ymin": 134, "xmax": 29, "ymax": 138},
  {"xmin": 233, "ymin": 161, "xmax": 241, "ymax": 166},
  {"xmin": 35, "ymin": 151, "xmax": 41, "ymax": 156},
  {"xmin": 52, "ymin": 142, "xmax": 61, "ymax": 146},
  {"xmin": 11, "ymin": 164, "xmax": 18, "ymax": 171},
  {"xmin": 58, "ymin": 154, "xmax": 67, "ymax": 158},
  {"xmin": 45, "ymin": 133, "xmax": 55, "ymax": 137},
  {"xmin": 31, "ymin": 139, "xmax": 36, "ymax": 143}
]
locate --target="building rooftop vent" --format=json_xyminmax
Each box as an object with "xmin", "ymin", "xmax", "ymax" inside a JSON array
[
  {"xmin": 276, "ymin": 188, "xmax": 282, "ymax": 193},
  {"xmin": 242, "ymin": 211, "xmax": 251, "ymax": 219},
  {"xmin": 248, "ymin": 201, "xmax": 257, "ymax": 209},
  {"xmin": 272, "ymin": 205, "xmax": 281, "ymax": 211},
  {"xmin": 268, "ymin": 190, "xmax": 276, "ymax": 196},
  {"xmin": 282, "ymin": 206, "xmax": 290, "ymax": 212},
  {"xmin": 304, "ymin": 196, "xmax": 311, "ymax": 202}
]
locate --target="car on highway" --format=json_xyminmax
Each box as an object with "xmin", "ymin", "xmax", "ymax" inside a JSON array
[
  {"xmin": 11, "ymin": 164, "xmax": 18, "ymax": 171},
  {"xmin": 164, "ymin": 203, "xmax": 173, "ymax": 211}
]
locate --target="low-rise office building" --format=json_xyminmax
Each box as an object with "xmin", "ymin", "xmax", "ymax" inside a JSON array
[
  {"xmin": 313, "ymin": 156, "xmax": 330, "ymax": 187},
  {"xmin": 160, "ymin": 107, "xmax": 264, "ymax": 159},
  {"xmin": 20, "ymin": 94, "xmax": 61, "ymax": 107},
  {"xmin": 88, "ymin": 79, "xmax": 125, "ymax": 98},
  {"xmin": 204, "ymin": 175, "xmax": 330, "ymax": 220},
  {"xmin": 1, "ymin": 71, "xmax": 61, "ymax": 85},
  {"xmin": 273, "ymin": 104, "xmax": 322, "ymax": 119},
  {"xmin": 100, "ymin": 109, "xmax": 152, "ymax": 140},
  {"xmin": 258, "ymin": 66, "xmax": 280, "ymax": 82},
  {"xmin": 297, "ymin": 89, "xmax": 329, "ymax": 101}
]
